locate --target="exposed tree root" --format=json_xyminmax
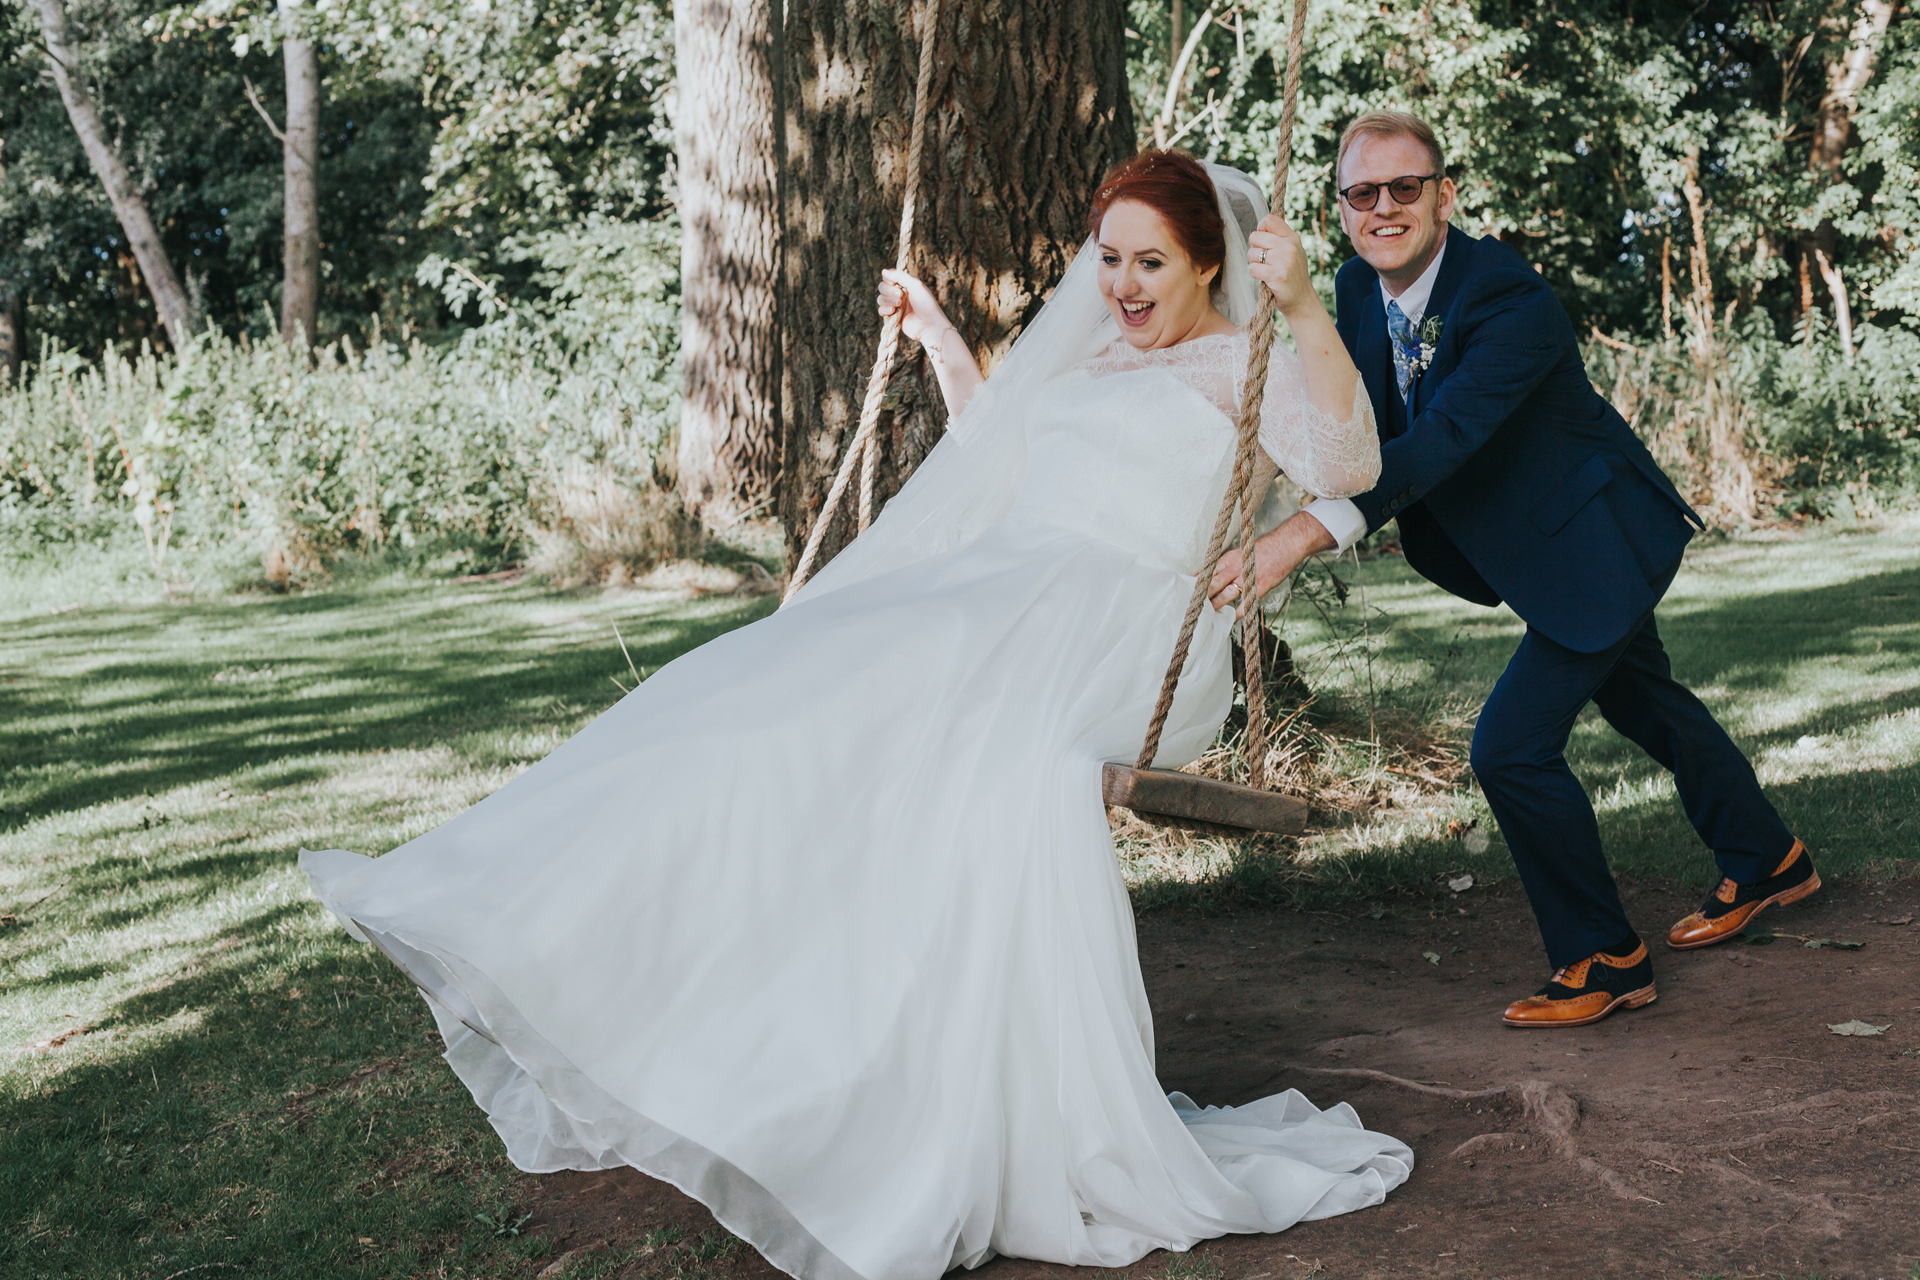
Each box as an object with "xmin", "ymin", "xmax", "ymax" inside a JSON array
[
  {"xmin": 1515, "ymin": 1079, "xmax": 1656, "ymax": 1205},
  {"xmin": 1282, "ymin": 1063, "xmax": 1507, "ymax": 1100},
  {"xmin": 1307, "ymin": 1065, "xmax": 1656, "ymax": 1205}
]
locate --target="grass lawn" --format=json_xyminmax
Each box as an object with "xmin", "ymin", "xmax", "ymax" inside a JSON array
[{"xmin": 4, "ymin": 520, "xmax": 1918, "ymax": 1278}]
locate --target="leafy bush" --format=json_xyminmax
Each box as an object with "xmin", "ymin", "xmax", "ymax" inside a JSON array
[
  {"xmin": 1584, "ymin": 317, "xmax": 1920, "ymax": 526},
  {"xmin": 0, "ymin": 219, "xmax": 686, "ymax": 587}
]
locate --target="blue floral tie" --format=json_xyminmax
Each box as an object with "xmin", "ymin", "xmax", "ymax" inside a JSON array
[{"xmin": 1387, "ymin": 299, "xmax": 1417, "ymax": 401}]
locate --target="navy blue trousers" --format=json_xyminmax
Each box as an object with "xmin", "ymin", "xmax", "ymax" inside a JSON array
[{"xmin": 1469, "ymin": 567, "xmax": 1796, "ymax": 969}]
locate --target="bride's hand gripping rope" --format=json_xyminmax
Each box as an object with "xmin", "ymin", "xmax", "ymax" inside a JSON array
[{"xmin": 1246, "ymin": 213, "xmax": 1315, "ymax": 318}]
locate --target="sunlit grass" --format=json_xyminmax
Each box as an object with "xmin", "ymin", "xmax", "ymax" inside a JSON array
[
  {"xmin": 1124, "ymin": 518, "xmax": 1920, "ymax": 903},
  {"xmin": 1, "ymin": 567, "xmax": 775, "ymax": 1279},
  {"xmin": 4, "ymin": 519, "xmax": 1918, "ymax": 1276}
]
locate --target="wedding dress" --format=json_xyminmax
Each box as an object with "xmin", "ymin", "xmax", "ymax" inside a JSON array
[{"xmin": 302, "ymin": 166, "xmax": 1410, "ymax": 1280}]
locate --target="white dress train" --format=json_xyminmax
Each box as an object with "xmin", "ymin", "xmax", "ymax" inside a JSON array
[{"xmin": 302, "ymin": 330, "xmax": 1411, "ymax": 1280}]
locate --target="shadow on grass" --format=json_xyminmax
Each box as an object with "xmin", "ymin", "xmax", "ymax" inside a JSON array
[
  {"xmin": 1161, "ymin": 559, "xmax": 1920, "ymax": 910},
  {"xmin": 0, "ymin": 582, "xmax": 776, "ymax": 830},
  {"xmin": 0, "ymin": 895, "xmax": 550, "ymax": 1280}
]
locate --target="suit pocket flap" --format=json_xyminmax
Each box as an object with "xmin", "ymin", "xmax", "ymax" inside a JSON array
[{"xmin": 1530, "ymin": 454, "xmax": 1613, "ymax": 537}]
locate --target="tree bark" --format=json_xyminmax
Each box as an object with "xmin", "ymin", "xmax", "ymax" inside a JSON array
[
  {"xmin": 281, "ymin": 2, "xmax": 322, "ymax": 347},
  {"xmin": 777, "ymin": 0, "xmax": 1134, "ymax": 575},
  {"xmin": 0, "ymin": 282, "xmax": 24, "ymax": 387},
  {"xmin": 674, "ymin": 0, "xmax": 784, "ymax": 523},
  {"xmin": 33, "ymin": 0, "xmax": 194, "ymax": 350}
]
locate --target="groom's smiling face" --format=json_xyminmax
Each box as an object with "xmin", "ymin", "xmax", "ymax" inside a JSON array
[{"xmin": 1338, "ymin": 131, "xmax": 1456, "ymax": 292}]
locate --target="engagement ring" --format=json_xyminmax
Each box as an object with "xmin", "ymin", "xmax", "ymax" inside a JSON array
[{"xmin": 1257, "ymin": 249, "xmax": 1268, "ymax": 264}]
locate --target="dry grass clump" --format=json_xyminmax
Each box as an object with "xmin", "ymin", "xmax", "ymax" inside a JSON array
[
  {"xmin": 1108, "ymin": 677, "xmax": 1476, "ymax": 890},
  {"xmin": 259, "ymin": 530, "xmax": 326, "ymax": 591},
  {"xmin": 528, "ymin": 460, "xmax": 707, "ymax": 587}
]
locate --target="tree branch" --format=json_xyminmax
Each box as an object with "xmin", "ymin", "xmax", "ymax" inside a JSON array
[{"xmin": 242, "ymin": 76, "xmax": 288, "ymax": 143}]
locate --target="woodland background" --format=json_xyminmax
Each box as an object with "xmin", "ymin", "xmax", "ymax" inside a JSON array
[{"xmin": 2, "ymin": 0, "xmax": 1918, "ymax": 589}]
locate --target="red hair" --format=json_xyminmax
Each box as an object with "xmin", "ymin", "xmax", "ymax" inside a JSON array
[{"xmin": 1086, "ymin": 149, "xmax": 1225, "ymax": 277}]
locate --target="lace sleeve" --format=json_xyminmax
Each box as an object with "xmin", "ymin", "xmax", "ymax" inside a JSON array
[{"xmin": 1243, "ymin": 342, "xmax": 1381, "ymax": 500}]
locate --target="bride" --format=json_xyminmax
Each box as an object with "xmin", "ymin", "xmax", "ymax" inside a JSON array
[{"xmin": 302, "ymin": 151, "xmax": 1409, "ymax": 1280}]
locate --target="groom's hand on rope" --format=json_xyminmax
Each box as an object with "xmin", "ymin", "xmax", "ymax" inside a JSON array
[
  {"xmin": 1246, "ymin": 214, "xmax": 1315, "ymax": 317},
  {"xmin": 1207, "ymin": 512, "xmax": 1337, "ymax": 610},
  {"xmin": 878, "ymin": 269, "xmax": 950, "ymax": 347}
]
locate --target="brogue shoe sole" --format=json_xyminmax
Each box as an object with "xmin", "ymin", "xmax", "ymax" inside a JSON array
[
  {"xmin": 1502, "ymin": 982, "xmax": 1658, "ymax": 1029},
  {"xmin": 1667, "ymin": 871, "xmax": 1823, "ymax": 951}
]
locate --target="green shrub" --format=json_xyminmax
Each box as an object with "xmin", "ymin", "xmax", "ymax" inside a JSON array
[
  {"xmin": 0, "ymin": 218, "xmax": 685, "ymax": 588},
  {"xmin": 1584, "ymin": 317, "xmax": 1920, "ymax": 526}
]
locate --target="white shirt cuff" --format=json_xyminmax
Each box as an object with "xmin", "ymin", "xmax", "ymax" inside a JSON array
[{"xmin": 1302, "ymin": 497, "xmax": 1369, "ymax": 554}]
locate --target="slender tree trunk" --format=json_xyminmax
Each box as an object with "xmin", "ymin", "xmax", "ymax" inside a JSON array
[
  {"xmin": 0, "ymin": 282, "xmax": 24, "ymax": 387},
  {"xmin": 1799, "ymin": 0, "xmax": 1897, "ymax": 349},
  {"xmin": 281, "ymin": 1, "xmax": 322, "ymax": 347},
  {"xmin": 673, "ymin": 0, "xmax": 784, "ymax": 523},
  {"xmin": 33, "ymin": 0, "xmax": 194, "ymax": 350},
  {"xmin": 1809, "ymin": 0, "xmax": 1898, "ymax": 181},
  {"xmin": 778, "ymin": 0, "xmax": 1134, "ymax": 575}
]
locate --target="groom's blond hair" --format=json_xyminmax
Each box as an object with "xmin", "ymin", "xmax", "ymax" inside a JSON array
[{"xmin": 1337, "ymin": 110, "xmax": 1446, "ymax": 183}]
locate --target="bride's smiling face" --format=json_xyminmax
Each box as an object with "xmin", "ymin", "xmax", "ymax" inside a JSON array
[{"xmin": 1097, "ymin": 200, "xmax": 1222, "ymax": 350}]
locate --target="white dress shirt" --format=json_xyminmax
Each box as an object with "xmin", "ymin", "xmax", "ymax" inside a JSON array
[{"xmin": 1302, "ymin": 239, "xmax": 1449, "ymax": 552}]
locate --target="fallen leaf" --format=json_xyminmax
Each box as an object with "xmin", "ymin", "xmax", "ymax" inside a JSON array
[
  {"xmin": 1463, "ymin": 828, "xmax": 1491, "ymax": 855},
  {"xmin": 1448, "ymin": 874, "xmax": 1475, "ymax": 893},
  {"xmin": 28, "ymin": 1025, "xmax": 94, "ymax": 1052},
  {"xmin": 1423, "ymin": 951, "xmax": 1442, "ymax": 966},
  {"xmin": 1832, "ymin": 940, "xmax": 1865, "ymax": 950},
  {"xmin": 1885, "ymin": 915, "xmax": 1914, "ymax": 926},
  {"xmin": 1828, "ymin": 1020, "xmax": 1891, "ymax": 1037},
  {"xmin": 1743, "ymin": 930, "xmax": 1777, "ymax": 946}
]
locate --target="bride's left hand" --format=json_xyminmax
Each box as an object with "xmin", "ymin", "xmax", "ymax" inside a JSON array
[{"xmin": 1247, "ymin": 214, "xmax": 1314, "ymax": 316}]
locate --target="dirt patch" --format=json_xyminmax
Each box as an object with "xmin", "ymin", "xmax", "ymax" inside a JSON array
[{"xmin": 519, "ymin": 879, "xmax": 1920, "ymax": 1279}]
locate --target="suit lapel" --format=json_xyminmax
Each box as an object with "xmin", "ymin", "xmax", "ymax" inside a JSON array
[{"xmin": 1409, "ymin": 226, "xmax": 1473, "ymax": 416}]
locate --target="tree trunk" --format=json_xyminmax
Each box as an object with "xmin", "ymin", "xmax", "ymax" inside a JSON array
[
  {"xmin": 674, "ymin": 0, "xmax": 784, "ymax": 523},
  {"xmin": 0, "ymin": 282, "xmax": 24, "ymax": 387},
  {"xmin": 281, "ymin": 2, "xmax": 322, "ymax": 347},
  {"xmin": 777, "ymin": 0, "xmax": 1134, "ymax": 575},
  {"xmin": 1809, "ymin": 0, "xmax": 1898, "ymax": 181},
  {"xmin": 33, "ymin": 0, "xmax": 194, "ymax": 351},
  {"xmin": 1799, "ymin": 0, "xmax": 1897, "ymax": 347}
]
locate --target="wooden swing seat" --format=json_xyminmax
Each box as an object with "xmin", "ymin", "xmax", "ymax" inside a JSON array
[{"xmin": 1102, "ymin": 763, "xmax": 1308, "ymax": 835}]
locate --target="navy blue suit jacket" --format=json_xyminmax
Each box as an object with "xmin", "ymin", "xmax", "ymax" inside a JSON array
[{"xmin": 1336, "ymin": 226, "xmax": 1701, "ymax": 653}]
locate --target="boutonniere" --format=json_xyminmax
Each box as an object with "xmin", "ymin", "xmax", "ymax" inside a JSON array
[{"xmin": 1410, "ymin": 316, "xmax": 1444, "ymax": 377}]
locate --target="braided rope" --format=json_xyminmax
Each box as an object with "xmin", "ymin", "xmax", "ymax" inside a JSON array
[
  {"xmin": 1135, "ymin": 0, "xmax": 1310, "ymax": 775},
  {"xmin": 786, "ymin": 1, "xmax": 942, "ymax": 602}
]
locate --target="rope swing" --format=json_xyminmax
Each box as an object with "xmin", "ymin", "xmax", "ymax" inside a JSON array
[
  {"xmin": 785, "ymin": 0, "xmax": 943, "ymax": 603},
  {"xmin": 1103, "ymin": 0, "xmax": 1313, "ymax": 834},
  {"xmin": 786, "ymin": 0, "xmax": 1315, "ymax": 834}
]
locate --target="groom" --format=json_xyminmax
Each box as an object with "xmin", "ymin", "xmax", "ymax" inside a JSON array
[{"xmin": 1219, "ymin": 110, "xmax": 1815, "ymax": 1028}]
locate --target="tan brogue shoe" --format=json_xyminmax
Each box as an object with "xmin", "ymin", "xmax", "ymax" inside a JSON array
[
  {"xmin": 1502, "ymin": 941, "xmax": 1658, "ymax": 1028},
  {"xmin": 1667, "ymin": 839, "xmax": 1819, "ymax": 950}
]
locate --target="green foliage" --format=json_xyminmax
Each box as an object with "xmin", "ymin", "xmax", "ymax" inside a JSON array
[
  {"xmin": 0, "ymin": 219, "xmax": 683, "ymax": 582},
  {"xmin": 0, "ymin": 0, "xmax": 443, "ymax": 354},
  {"xmin": 1127, "ymin": 0, "xmax": 1920, "ymax": 517}
]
